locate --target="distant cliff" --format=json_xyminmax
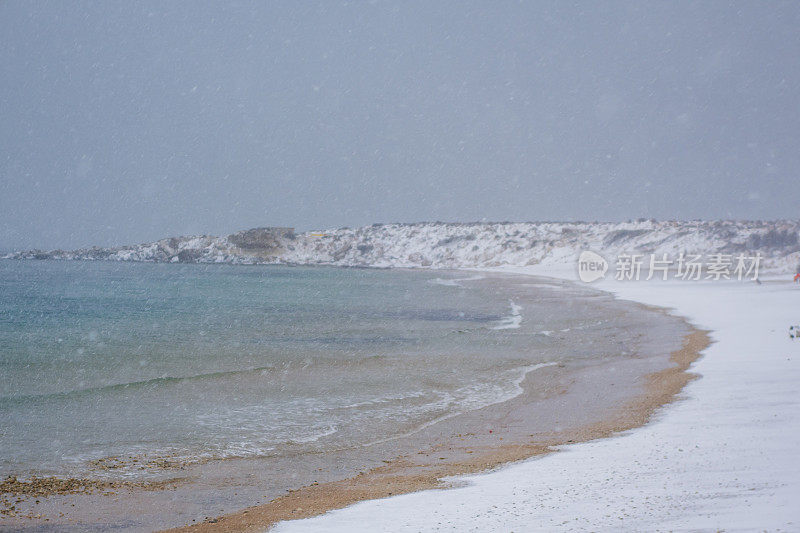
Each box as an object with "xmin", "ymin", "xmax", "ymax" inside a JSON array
[{"xmin": 5, "ymin": 220, "xmax": 800, "ymax": 274}]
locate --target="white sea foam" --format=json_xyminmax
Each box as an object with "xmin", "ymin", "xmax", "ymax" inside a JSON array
[
  {"xmin": 288, "ymin": 425, "xmax": 339, "ymax": 444},
  {"xmin": 338, "ymin": 391, "xmax": 427, "ymax": 410},
  {"xmin": 492, "ymin": 300, "xmax": 523, "ymax": 329},
  {"xmin": 428, "ymin": 275, "xmax": 485, "ymax": 287},
  {"xmin": 360, "ymin": 361, "xmax": 558, "ymax": 448}
]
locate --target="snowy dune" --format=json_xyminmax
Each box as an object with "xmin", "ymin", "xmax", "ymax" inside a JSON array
[
  {"xmin": 6, "ymin": 220, "xmax": 800, "ymax": 275},
  {"xmin": 271, "ymin": 274, "xmax": 800, "ymax": 532}
]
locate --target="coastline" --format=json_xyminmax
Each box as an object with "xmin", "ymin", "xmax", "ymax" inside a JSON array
[
  {"xmin": 170, "ymin": 330, "xmax": 708, "ymax": 532},
  {"xmin": 271, "ymin": 274, "xmax": 800, "ymax": 532},
  {"xmin": 0, "ymin": 270, "xmax": 706, "ymax": 531},
  {"xmin": 163, "ymin": 278, "xmax": 709, "ymax": 532}
]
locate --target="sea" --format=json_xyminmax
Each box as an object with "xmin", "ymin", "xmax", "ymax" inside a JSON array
[
  {"xmin": 0, "ymin": 258, "xmax": 697, "ymax": 532},
  {"xmin": 0, "ymin": 259, "xmax": 598, "ymax": 481}
]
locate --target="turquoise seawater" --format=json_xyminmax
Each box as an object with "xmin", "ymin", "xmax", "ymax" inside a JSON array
[{"xmin": 0, "ymin": 260, "xmax": 563, "ymax": 479}]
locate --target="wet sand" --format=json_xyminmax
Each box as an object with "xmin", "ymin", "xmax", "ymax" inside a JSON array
[{"xmin": 0, "ymin": 274, "xmax": 706, "ymax": 532}]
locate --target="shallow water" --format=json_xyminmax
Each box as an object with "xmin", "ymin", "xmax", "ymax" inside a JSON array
[{"xmin": 0, "ymin": 261, "xmax": 592, "ymax": 480}]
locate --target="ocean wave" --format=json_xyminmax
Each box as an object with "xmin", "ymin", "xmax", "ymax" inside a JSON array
[
  {"xmin": 359, "ymin": 361, "xmax": 558, "ymax": 447},
  {"xmin": 0, "ymin": 354, "xmax": 395, "ymax": 405},
  {"xmin": 29, "ymin": 361, "xmax": 562, "ymax": 478}
]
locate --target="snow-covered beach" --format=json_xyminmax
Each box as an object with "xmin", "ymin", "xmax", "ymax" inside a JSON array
[
  {"xmin": 272, "ymin": 273, "xmax": 800, "ymax": 532},
  {"xmin": 4, "ymin": 225, "xmax": 799, "ymax": 531},
  {"xmin": 5, "ymin": 0, "xmax": 800, "ymax": 530}
]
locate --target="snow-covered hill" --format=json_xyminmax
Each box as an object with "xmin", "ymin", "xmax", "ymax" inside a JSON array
[{"xmin": 5, "ymin": 220, "xmax": 800, "ymax": 275}]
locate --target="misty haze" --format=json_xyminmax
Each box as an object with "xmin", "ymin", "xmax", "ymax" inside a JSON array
[
  {"xmin": 1, "ymin": 2, "xmax": 799, "ymax": 532},
  {"xmin": 2, "ymin": 1, "xmax": 799, "ymax": 250}
]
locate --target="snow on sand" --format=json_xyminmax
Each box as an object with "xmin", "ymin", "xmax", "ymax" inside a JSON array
[{"xmin": 272, "ymin": 274, "xmax": 800, "ymax": 532}]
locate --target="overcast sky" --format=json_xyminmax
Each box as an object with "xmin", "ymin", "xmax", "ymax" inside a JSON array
[{"xmin": 1, "ymin": 1, "xmax": 799, "ymax": 249}]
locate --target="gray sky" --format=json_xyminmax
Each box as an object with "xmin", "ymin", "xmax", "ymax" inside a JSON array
[{"xmin": 1, "ymin": 1, "xmax": 799, "ymax": 250}]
